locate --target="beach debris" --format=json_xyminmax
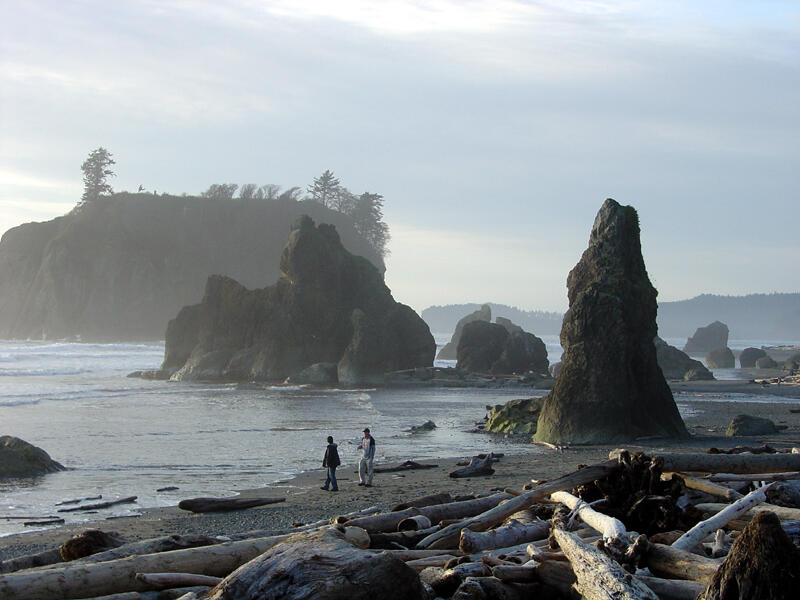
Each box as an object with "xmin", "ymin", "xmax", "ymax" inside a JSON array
[
  {"xmin": 177, "ymin": 496, "xmax": 285, "ymax": 513},
  {"xmin": 409, "ymin": 420, "xmax": 437, "ymax": 433},
  {"xmin": 57, "ymin": 496, "xmax": 138, "ymax": 513},
  {"xmin": 698, "ymin": 511, "xmax": 800, "ymax": 600},
  {"xmin": 157, "ymin": 486, "xmax": 179, "ymax": 492},
  {"xmin": 609, "ymin": 448, "xmax": 800, "ymax": 474},
  {"xmin": 373, "ymin": 460, "xmax": 437, "ymax": 473},
  {"xmin": 55, "ymin": 494, "xmax": 103, "ymax": 506},
  {"xmin": 60, "ymin": 529, "xmax": 126, "ymax": 561},
  {"xmin": 134, "ymin": 571, "xmax": 222, "ymax": 589},
  {"xmin": 23, "ymin": 518, "xmax": 64, "ymax": 526},
  {"xmin": 392, "ymin": 492, "xmax": 453, "ymax": 511},
  {"xmin": 449, "ymin": 453, "xmax": 496, "ymax": 478},
  {"xmin": 0, "ymin": 548, "xmax": 64, "ymax": 574}
]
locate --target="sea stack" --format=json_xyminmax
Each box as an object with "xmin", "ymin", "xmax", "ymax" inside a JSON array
[
  {"xmin": 159, "ymin": 216, "xmax": 435, "ymax": 385},
  {"xmin": 534, "ymin": 199, "xmax": 688, "ymax": 444}
]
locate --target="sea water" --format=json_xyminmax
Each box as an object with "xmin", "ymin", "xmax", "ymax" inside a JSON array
[{"xmin": 1, "ymin": 334, "xmax": 797, "ymax": 536}]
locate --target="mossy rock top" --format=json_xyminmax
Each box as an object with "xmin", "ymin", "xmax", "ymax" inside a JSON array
[{"xmin": 485, "ymin": 397, "xmax": 544, "ymax": 435}]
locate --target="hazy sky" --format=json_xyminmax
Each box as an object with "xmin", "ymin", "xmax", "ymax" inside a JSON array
[{"xmin": 1, "ymin": 1, "xmax": 798, "ymax": 312}]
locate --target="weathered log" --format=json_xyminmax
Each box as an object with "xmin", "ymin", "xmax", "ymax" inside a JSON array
[
  {"xmin": 397, "ymin": 514, "xmax": 432, "ymax": 531},
  {"xmin": 699, "ymin": 511, "xmax": 800, "ymax": 600},
  {"xmin": 645, "ymin": 542, "xmax": 722, "ymax": 582},
  {"xmin": 134, "ymin": 572, "xmax": 222, "ymax": 589},
  {"xmin": 58, "ymin": 497, "xmax": 138, "ymax": 513},
  {"xmin": 459, "ymin": 519, "xmax": 549, "ymax": 553},
  {"xmin": 450, "ymin": 575, "xmax": 535, "ymax": 600},
  {"xmin": 610, "ymin": 449, "xmax": 800, "ymax": 473},
  {"xmin": 23, "ymin": 518, "xmax": 64, "ymax": 526},
  {"xmin": 56, "ymin": 495, "xmax": 103, "ymax": 506},
  {"xmin": 405, "ymin": 555, "xmax": 460, "ymax": 570},
  {"xmin": 177, "ymin": 496, "xmax": 285, "ymax": 513},
  {"xmin": 0, "ymin": 548, "xmax": 63, "ymax": 574},
  {"xmin": 205, "ymin": 527, "xmax": 426, "ymax": 600},
  {"xmin": 367, "ymin": 526, "xmax": 439, "ymax": 549},
  {"xmin": 550, "ymin": 490, "xmax": 627, "ymax": 541},
  {"xmin": 552, "ymin": 528, "xmax": 658, "ymax": 600},
  {"xmin": 371, "ymin": 548, "xmax": 463, "ymax": 560},
  {"xmin": 230, "ymin": 505, "xmax": 380, "ymax": 538},
  {"xmin": 449, "ymin": 454, "xmax": 495, "ymax": 478},
  {"xmin": 373, "ymin": 460, "xmax": 437, "ymax": 473},
  {"xmin": 346, "ymin": 492, "xmax": 511, "ymax": 533},
  {"xmin": 417, "ymin": 460, "xmax": 619, "ymax": 550},
  {"xmin": 60, "ymin": 530, "xmax": 126, "ymax": 561},
  {"xmin": 665, "ymin": 472, "xmax": 743, "ymax": 500},
  {"xmin": 706, "ymin": 529, "xmax": 731, "ymax": 558},
  {"xmin": 74, "ymin": 534, "xmax": 224, "ymax": 565},
  {"xmin": 392, "ymin": 492, "xmax": 453, "ymax": 512},
  {"xmin": 672, "ymin": 484, "xmax": 771, "ymax": 551},
  {"xmin": 705, "ymin": 471, "xmax": 800, "ymax": 482},
  {"xmin": 0, "ymin": 533, "xmax": 291, "ymax": 600},
  {"xmin": 420, "ymin": 563, "xmax": 486, "ymax": 597},
  {"xmin": 694, "ymin": 501, "xmax": 800, "ymax": 521},
  {"xmin": 490, "ymin": 560, "xmax": 538, "ymax": 582}
]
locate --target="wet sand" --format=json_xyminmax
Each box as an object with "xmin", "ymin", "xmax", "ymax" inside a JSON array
[{"xmin": 2, "ymin": 384, "xmax": 798, "ymax": 562}]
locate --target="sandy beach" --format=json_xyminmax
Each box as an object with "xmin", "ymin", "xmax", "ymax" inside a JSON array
[{"xmin": 2, "ymin": 382, "xmax": 799, "ymax": 563}]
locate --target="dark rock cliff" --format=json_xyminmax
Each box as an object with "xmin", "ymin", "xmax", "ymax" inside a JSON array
[
  {"xmin": 534, "ymin": 199, "xmax": 688, "ymax": 444},
  {"xmin": 159, "ymin": 216, "xmax": 434, "ymax": 384},
  {"xmin": 0, "ymin": 193, "xmax": 384, "ymax": 341},
  {"xmin": 436, "ymin": 304, "xmax": 491, "ymax": 360}
]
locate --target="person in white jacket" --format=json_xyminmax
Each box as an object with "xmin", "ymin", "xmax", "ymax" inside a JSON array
[{"xmin": 357, "ymin": 427, "xmax": 376, "ymax": 487}]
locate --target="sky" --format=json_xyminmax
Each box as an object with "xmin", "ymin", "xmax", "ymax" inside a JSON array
[{"xmin": 1, "ymin": 1, "xmax": 798, "ymax": 313}]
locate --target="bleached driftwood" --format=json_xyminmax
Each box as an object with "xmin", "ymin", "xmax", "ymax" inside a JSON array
[
  {"xmin": 645, "ymin": 542, "xmax": 722, "ymax": 582},
  {"xmin": 664, "ymin": 472, "xmax": 743, "ymax": 500},
  {"xmin": 705, "ymin": 471, "xmax": 800, "ymax": 482},
  {"xmin": 459, "ymin": 519, "xmax": 549, "ymax": 553},
  {"xmin": 205, "ymin": 527, "xmax": 425, "ymax": 600},
  {"xmin": 672, "ymin": 484, "xmax": 771, "ymax": 551},
  {"xmin": 694, "ymin": 501, "xmax": 800, "ymax": 521},
  {"xmin": 134, "ymin": 572, "xmax": 222, "ymax": 589},
  {"xmin": 550, "ymin": 490, "xmax": 627, "ymax": 542},
  {"xmin": 490, "ymin": 560, "xmax": 538, "ymax": 582},
  {"xmin": 552, "ymin": 528, "xmax": 658, "ymax": 600},
  {"xmin": 416, "ymin": 459, "xmax": 618, "ymax": 549},
  {"xmin": 345, "ymin": 492, "xmax": 511, "ymax": 533},
  {"xmin": 405, "ymin": 555, "xmax": 460, "ymax": 570},
  {"xmin": 397, "ymin": 515, "xmax": 432, "ymax": 531},
  {"xmin": 0, "ymin": 548, "xmax": 63, "ymax": 574},
  {"xmin": 449, "ymin": 454, "xmax": 495, "ymax": 478},
  {"xmin": 57, "ymin": 497, "xmax": 138, "ymax": 513},
  {"xmin": 609, "ymin": 450, "xmax": 800, "ymax": 474},
  {"xmin": 367, "ymin": 526, "xmax": 439, "ymax": 549},
  {"xmin": 706, "ymin": 529, "xmax": 731, "ymax": 558},
  {"xmin": 177, "ymin": 496, "xmax": 285, "ymax": 513},
  {"xmin": 392, "ymin": 493, "xmax": 452, "ymax": 512},
  {"xmin": 0, "ymin": 533, "xmax": 292, "ymax": 600}
]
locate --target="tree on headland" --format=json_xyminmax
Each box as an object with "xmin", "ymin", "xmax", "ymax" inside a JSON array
[
  {"xmin": 239, "ymin": 183, "xmax": 258, "ymax": 199},
  {"xmin": 307, "ymin": 170, "xmax": 340, "ymax": 208},
  {"xmin": 201, "ymin": 183, "xmax": 239, "ymax": 200},
  {"xmin": 78, "ymin": 147, "xmax": 115, "ymax": 208},
  {"xmin": 352, "ymin": 192, "xmax": 390, "ymax": 258}
]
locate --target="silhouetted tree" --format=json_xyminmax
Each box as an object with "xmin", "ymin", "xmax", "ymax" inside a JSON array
[
  {"xmin": 201, "ymin": 183, "xmax": 239, "ymax": 199},
  {"xmin": 307, "ymin": 170, "xmax": 340, "ymax": 208},
  {"xmin": 331, "ymin": 187, "xmax": 357, "ymax": 214},
  {"xmin": 79, "ymin": 147, "xmax": 115, "ymax": 208},
  {"xmin": 257, "ymin": 184, "xmax": 282, "ymax": 200},
  {"xmin": 352, "ymin": 192, "xmax": 390, "ymax": 257},
  {"xmin": 239, "ymin": 183, "xmax": 258, "ymax": 199}
]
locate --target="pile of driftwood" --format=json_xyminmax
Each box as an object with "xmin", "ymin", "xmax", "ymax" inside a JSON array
[{"xmin": 2, "ymin": 448, "xmax": 800, "ymax": 600}]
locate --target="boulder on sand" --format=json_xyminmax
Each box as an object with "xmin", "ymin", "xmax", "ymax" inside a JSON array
[
  {"xmin": 654, "ymin": 336, "xmax": 714, "ymax": 381},
  {"xmin": 739, "ymin": 347, "xmax": 767, "ymax": 368},
  {"xmin": 725, "ymin": 414, "xmax": 778, "ymax": 437},
  {"xmin": 0, "ymin": 436, "xmax": 65, "ymax": 478},
  {"xmin": 683, "ymin": 321, "xmax": 729, "ymax": 354},
  {"xmin": 157, "ymin": 216, "xmax": 435, "ymax": 385},
  {"xmin": 436, "ymin": 304, "xmax": 491, "ymax": 360},
  {"xmin": 706, "ymin": 347, "xmax": 735, "ymax": 369},
  {"xmin": 534, "ymin": 199, "xmax": 688, "ymax": 444}
]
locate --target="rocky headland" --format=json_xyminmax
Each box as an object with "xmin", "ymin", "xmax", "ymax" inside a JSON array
[
  {"xmin": 147, "ymin": 216, "xmax": 434, "ymax": 385},
  {"xmin": 0, "ymin": 193, "xmax": 383, "ymax": 341}
]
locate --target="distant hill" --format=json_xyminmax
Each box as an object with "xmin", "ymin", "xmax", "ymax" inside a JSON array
[
  {"xmin": 656, "ymin": 293, "xmax": 800, "ymax": 340},
  {"xmin": 422, "ymin": 294, "xmax": 800, "ymax": 341},
  {"xmin": 421, "ymin": 303, "xmax": 563, "ymax": 336},
  {"xmin": 0, "ymin": 193, "xmax": 384, "ymax": 341}
]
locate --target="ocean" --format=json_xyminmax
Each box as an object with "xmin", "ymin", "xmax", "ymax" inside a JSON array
[{"xmin": 0, "ymin": 334, "xmax": 796, "ymax": 537}]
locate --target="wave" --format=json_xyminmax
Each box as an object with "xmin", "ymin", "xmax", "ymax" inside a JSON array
[
  {"xmin": 269, "ymin": 426, "xmax": 317, "ymax": 431},
  {"xmin": 0, "ymin": 367, "xmax": 91, "ymax": 377}
]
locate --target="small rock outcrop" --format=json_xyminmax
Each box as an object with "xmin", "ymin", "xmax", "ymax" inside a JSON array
[
  {"xmin": 436, "ymin": 304, "xmax": 491, "ymax": 360},
  {"xmin": 725, "ymin": 414, "xmax": 778, "ymax": 436},
  {"xmin": 158, "ymin": 217, "xmax": 435, "ymax": 385},
  {"xmin": 534, "ymin": 199, "xmax": 688, "ymax": 444},
  {"xmin": 485, "ymin": 397, "xmax": 544, "ymax": 435},
  {"xmin": 755, "ymin": 355, "xmax": 778, "ymax": 369},
  {"xmin": 683, "ymin": 321, "xmax": 729, "ymax": 354},
  {"xmin": 738, "ymin": 347, "xmax": 767, "ymax": 368},
  {"xmin": 706, "ymin": 347, "xmax": 735, "ymax": 369},
  {"xmin": 654, "ymin": 336, "xmax": 714, "ymax": 381},
  {"xmin": 0, "ymin": 436, "xmax": 65, "ymax": 478},
  {"xmin": 456, "ymin": 320, "xmax": 549, "ymax": 375}
]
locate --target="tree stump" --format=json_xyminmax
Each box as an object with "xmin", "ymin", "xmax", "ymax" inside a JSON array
[
  {"xmin": 699, "ymin": 511, "xmax": 800, "ymax": 600},
  {"xmin": 60, "ymin": 529, "xmax": 125, "ymax": 561}
]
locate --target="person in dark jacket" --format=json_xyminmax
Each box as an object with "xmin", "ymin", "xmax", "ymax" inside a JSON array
[{"xmin": 321, "ymin": 435, "xmax": 340, "ymax": 492}]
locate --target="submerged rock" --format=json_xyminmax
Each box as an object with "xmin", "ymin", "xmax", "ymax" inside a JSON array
[
  {"xmin": 0, "ymin": 436, "xmax": 65, "ymax": 478},
  {"xmin": 706, "ymin": 347, "xmax": 735, "ymax": 369},
  {"xmin": 534, "ymin": 199, "xmax": 688, "ymax": 444},
  {"xmin": 654, "ymin": 336, "xmax": 714, "ymax": 381},
  {"xmin": 160, "ymin": 216, "xmax": 435, "ymax": 385},
  {"xmin": 725, "ymin": 414, "xmax": 778, "ymax": 436},
  {"xmin": 683, "ymin": 321, "xmax": 729, "ymax": 355},
  {"xmin": 437, "ymin": 304, "xmax": 491, "ymax": 360},
  {"xmin": 739, "ymin": 347, "xmax": 767, "ymax": 368}
]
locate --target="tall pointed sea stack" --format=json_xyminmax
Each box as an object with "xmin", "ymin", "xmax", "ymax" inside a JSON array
[{"xmin": 534, "ymin": 199, "xmax": 688, "ymax": 443}]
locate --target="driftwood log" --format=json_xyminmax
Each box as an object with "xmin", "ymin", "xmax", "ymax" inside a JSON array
[
  {"xmin": 60, "ymin": 530, "xmax": 126, "ymax": 561},
  {"xmin": 666, "ymin": 472, "xmax": 743, "ymax": 500},
  {"xmin": 552, "ymin": 528, "xmax": 659, "ymax": 600},
  {"xmin": 449, "ymin": 454, "xmax": 495, "ymax": 478},
  {"xmin": 397, "ymin": 515, "xmax": 432, "ymax": 531},
  {"xmin": 57, "ymin": 497, "xmax": 138, "ymax": 513},
  {"xmin": 459, "ymin": 519, "xmax": 549, "ymax": 554},
  {"xmin": 645, "ymin": 543, "xmax": 722, "ymax": 582},
  {"xmin": 367, "ymin": 526, "xmax": 439, "ymax": 549},
  {"xmin": 698, "ymin": 511, "xmax": 800, "ymax": 600},
  {"xmin": 134, "ymin": 572, "xmax": 222, "ymax": 589},
  {"xmin": 417, "ymin": 460, "xmax": 619, "ymax": 549},
  {"xmin": 420, "ymin": 563, "xmax": 487, "ymax": 597},
  {"xmin": 0, "ymin": 548, "xmax": 63, "ymax": 574},
  {"xmin": 610, "ymin": 450, "xmax": 800, "ymax": 474},
  {"xmin": 694, "ymin": 501, "xmax": 800, "ymax": 521},
  {"xmin": 450, "ymin": 575, "xmax": 536, "ymax": 600},
  {"xmin": 373, "ymin": 461, "xmax": 437, "ymax": 473},
  {"xmin": 0, "ymin": 533, "xmax": 292, "ymax": 600},
  {"xmin": 705, "ymin": 471, "xmax": 800, "ymax": 482},
  {"xmin": 205, "ymin": 527, "xmax": 426, "ymax": 600},
  {"xmin": 177, "ymin": 497, "xmax": 285, "ymax": 513},
  {"xmin": 392, "ymin": 492, "xmax": 452, "ymax": 512}
]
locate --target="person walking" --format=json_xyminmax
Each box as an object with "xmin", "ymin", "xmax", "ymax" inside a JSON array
[
  {"xmin": 320, "ymin": 435, "xmax": 340, "ymax": 492},
  {"xmin": 357, "ymin": 427, "xmax": 376, "ymax": 487}
]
